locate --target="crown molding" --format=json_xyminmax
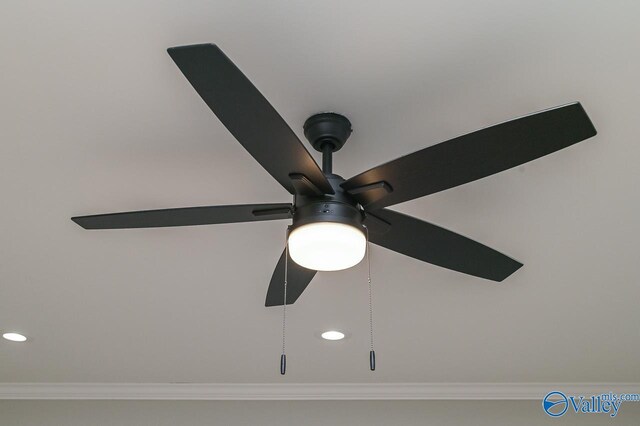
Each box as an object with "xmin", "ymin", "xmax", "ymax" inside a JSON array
[{"xmin": 0, "ymin": 383, "xmax": 638, "ymax": 400}]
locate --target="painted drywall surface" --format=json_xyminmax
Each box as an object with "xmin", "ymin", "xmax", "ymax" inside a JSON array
[
  {"xmin": 1, "ymin": 0, "xmax": 640, "ymax": 385},
  {"xmin": 1, "ymin": 400, "xmax": 639, "ymax": 425}
]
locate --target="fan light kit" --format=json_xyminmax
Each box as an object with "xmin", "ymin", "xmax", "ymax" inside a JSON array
[
  {"xmin": 288, "ymin": 223, "xmax": 366, "ymax": 271},
  {"xmin": 2, "ymin": 332, "xmax": 27, "ymax": 342},
  {"xmin": 71, "ymin": 43, "xmax": 597, "ymax": 374}
]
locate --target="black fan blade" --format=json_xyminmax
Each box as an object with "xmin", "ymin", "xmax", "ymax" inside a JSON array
[
  {"xmin": 167, "ymin": 44, "xmax": 333, "ymax": 195},
  {"xmin": 365, "ymin": 209, "xmax": 522, "ymax": 281},
  {"xmin": 343, "ymin": 102, "xmax": 596, "ymax": 209},
  {"xmin": 71, "ymin": 203, "xmax": 292, "ymax": 230},
  {"xmin": 265, "ymin": 249, "xmax": 316, "ymax": 307}
]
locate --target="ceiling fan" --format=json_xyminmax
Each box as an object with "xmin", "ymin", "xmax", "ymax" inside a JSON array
[{"xmin": 72, "ymin": 44, "xmax": 597, "ymax": 307}]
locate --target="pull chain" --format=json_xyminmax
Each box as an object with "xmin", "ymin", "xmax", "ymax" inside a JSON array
[
  {"xmin": 280, "ymin": 228, "xmax": 289, "ymax": 375},
  {"xmin": 365, "ymin": 226, "xmax": 376, "ymax": 371}
]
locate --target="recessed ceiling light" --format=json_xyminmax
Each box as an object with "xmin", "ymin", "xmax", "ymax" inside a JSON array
[
  {"xmin": 321, "ymin": 330, "xmax": 345, "ymax": 341},
  {"xmin": 2, "ymin": 332, "xmax": 27, "ymax": 342}
]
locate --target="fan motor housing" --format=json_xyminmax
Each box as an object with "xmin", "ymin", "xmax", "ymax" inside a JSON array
[{"xmin": 291, "ymin": 174, "xmax": 364, "ymax": 232}]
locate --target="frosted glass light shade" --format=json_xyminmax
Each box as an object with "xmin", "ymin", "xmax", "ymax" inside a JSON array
[{"xmin": 288, "ymin": 222, "xmax": 366, "ymax": 271}]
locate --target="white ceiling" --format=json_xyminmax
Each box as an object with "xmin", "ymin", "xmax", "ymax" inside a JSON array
[{"xmin": 1, "ymin": 0, "xmax": 639, "ymax": 384}]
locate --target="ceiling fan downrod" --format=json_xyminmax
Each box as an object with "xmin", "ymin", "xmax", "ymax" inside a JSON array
[{"xmin": 303, "ymin": 112, "xmax": 352, "ymax": 175}]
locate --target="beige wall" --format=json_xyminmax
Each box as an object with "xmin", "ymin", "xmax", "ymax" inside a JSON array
[{"xmin": 1, "ymin": 400, "xmax": 639, "ymax": 425}]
